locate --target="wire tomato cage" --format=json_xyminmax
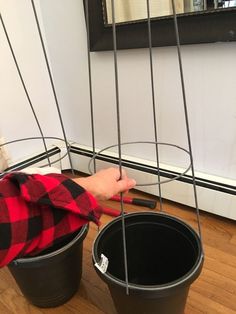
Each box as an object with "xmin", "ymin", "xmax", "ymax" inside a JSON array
[{"xmin": 84, "ymin": 0, "xmax": 204, "ymax": 296}]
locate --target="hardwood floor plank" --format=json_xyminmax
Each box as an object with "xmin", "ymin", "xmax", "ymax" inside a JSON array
[
  {"xmin": 192, "ymin": 279, "xmax": 236, "ymax": 311},
  {"xmin": 199, "ymin": 267, "xmax": 236, "ymax": 295},
  {"xmin": 187, "ymin": 290, "xmax": 235, "ymax": 314},
  {"xmin": 79, "ymin": 279, "xmax": 116, "ymax": 314},
  {"xmin": 61, "ymin": 293, "xmax": 104, "ymax": 314},
  {"xmin": 230, "ymin": 234, "xmax": 236, "ymax": 245},
  {"xmin": 204, "ymin": 245, "xmax": 236, "ymax": 269},
  {"xmin": 204, "ymin": 256, "xmax": 236, "ymax": 281},
  {"xmin": 0, "ymin": 287, "xmax": 43, "ymax": 314}
]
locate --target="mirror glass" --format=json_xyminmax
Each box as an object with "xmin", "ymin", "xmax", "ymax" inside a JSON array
[{"xmin": 103, "ymin": 0, "xmax": 236, "ymax": 25}]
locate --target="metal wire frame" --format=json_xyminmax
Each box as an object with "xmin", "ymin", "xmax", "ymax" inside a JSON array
[
  {"xmin": 0, "ymin": 13, "xmax": 51, "ymax": 167},
  {"xmin": 30, "ymin": 0, "xmax": 74, "ymax": 174},
  {"xmin": 87, "ymin": 0, "xmax": 204, "ymax": 295},
  {"xmin": 0, "ymin": 136, "xmax": 71, "ymax": 176},
  {"xmin": 170, "ymin": 0, "xmax": 203, "ymax": 245},
  {"xmin": 146, "ymin": 0, "xmax": 163, "ymax": 211},
  {"xmin": 84, "ymin": 0, "xmax": 97, "ymax": 174},
  {"xmin": 88, "ymin": 141, "xmax": 192, "ymax": 186},
  {"xmin": 110, "ymin": 0, "xmax": 130, "ymax": 295}
]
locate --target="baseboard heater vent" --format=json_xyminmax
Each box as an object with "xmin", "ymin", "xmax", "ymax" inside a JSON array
[
  {"xmin": 0, "ymin": 147, "xmax": 61, "ymax": 179},
  {"xmin": 70, "ymin": 145, "xmax": 236, "ymax": 220},
  {"xmin": 70, "ymin": 146, "xmax": 236, "ymax": 196},
  {"xmin": 1, "ymin": 145, "xmax": 235, "ymax": 220}
]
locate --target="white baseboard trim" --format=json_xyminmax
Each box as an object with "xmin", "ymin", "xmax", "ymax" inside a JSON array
[
  {"xmin": 0, "ymin": 146, "xmax": 62, "ymax": 178},
  {"xmin": 70, "ymin": 144, "xmax": 236, "ymax": 221},
  {"xmin": 2, "ymin": 143, "xmax": 235, "ymax": 221}
]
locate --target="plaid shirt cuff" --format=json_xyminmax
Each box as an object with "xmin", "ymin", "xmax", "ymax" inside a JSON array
[{"xmin": 0, "ymin": 172, "xmax": 102, "ymax": 267}]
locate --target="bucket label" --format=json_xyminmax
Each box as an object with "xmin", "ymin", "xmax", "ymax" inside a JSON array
[{"xmin": 95, "ymin": 254, "xmax": 109, "ymax": 274}]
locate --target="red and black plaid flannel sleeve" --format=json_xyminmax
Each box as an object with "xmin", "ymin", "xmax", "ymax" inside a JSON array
[{"xmin": 0, "ymin": 172, "xmax": 102, "ymax": 267}]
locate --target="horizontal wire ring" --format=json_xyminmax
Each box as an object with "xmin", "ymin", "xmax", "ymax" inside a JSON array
[
  {"xmin": 88, "ymin": 141, "xmax": 191, "ymax": 186},
  {"xmin": 0, "ymin": 136, "xmax": 71, "ymax": 174}
]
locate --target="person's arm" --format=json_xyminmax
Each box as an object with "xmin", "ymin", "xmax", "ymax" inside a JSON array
[
  {"xmin": 73, "ymin": 167, "xmax": 136, "ymax": 201},
  {"xmin": 0, "ymin": 168, "xmax": 136, "ymax": 267}
]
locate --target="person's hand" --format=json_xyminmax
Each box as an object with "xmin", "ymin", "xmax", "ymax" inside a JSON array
[{"xmin": 73, "ymin": 167, "xmax": 136, "ymax": 201}]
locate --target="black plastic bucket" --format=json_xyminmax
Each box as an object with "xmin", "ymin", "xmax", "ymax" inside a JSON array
[
  {"xmin": 92, "ymin": 212, "xmax": 203, "ymax": 314},
  {"xmin": 8, "ymin": 224, "xmax": 88, "ymax": 308}
]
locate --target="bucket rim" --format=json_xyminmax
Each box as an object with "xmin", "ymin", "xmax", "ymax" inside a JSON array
[
  {"xmin": 11, "ymin": 224, "xmax": 89, "ymax": 265},
  {"xmin": 92, "ymin": 211, "xmax": 204, "ymax": 292}
]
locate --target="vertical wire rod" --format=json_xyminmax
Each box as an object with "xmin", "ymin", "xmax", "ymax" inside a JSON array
[
  {"xmin": 111, "ymin": 0, "xmax": 129, "ymax": 295},
  {"xmin": 146, "ymin": 0, "xmax": 163, "ymax": 211},
  {"xmin": 171, "ymin": 0, "xmax": 203, "ymax": 245},
  {"xmin": 0, "ymin": 13, "xmax": 51, "ymax": 167},
  {"xmin": 85, "ymin": 0, "xmax": 96, "ymax": 174},
  {"xmin": 31, "ymin": 0, "xmax": 74, "ymax": 174}
]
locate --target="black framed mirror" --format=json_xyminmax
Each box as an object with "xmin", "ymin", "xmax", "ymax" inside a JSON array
[{"xmin": 84, "ymin": 0, "xmax": 236, "ymax": 51}]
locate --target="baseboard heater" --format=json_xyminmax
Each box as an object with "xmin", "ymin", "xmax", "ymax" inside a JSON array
[
  {"xmin": 1, "ymin": 144, "xmax": 235, "ymax": 220},
  {"xmin": 0, "ymin": 146, "xmax": 61, "ymax": 179},
  {"xmin": 70, "ymin": 146, "xmax": 235, "ymax": 195},
  {"xmin": 70, "ymin": 145, "xmax": 236, "ymax": 221}
]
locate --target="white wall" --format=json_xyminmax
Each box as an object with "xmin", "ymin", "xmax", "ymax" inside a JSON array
[
  {"xmin": 0, "ymin": 0, "xmax": 67, "ymax": 162},
  {"xmin": 1, "ymin": 0, "xmax": 236, "ymax": 184},
  {"xmin": 39, "ymin": 0, "xmax": 236, "ymax": 182}
]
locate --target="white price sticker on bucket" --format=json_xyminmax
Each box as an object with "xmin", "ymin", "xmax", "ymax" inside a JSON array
[{"xmin": 95, "ymin": 254, "xmax": 109, "ymax": 274}]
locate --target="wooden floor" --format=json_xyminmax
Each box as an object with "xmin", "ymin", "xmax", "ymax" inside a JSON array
[{"xmin": 0, "ymin": 188, "xmax": 236, "ymax": 313}]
